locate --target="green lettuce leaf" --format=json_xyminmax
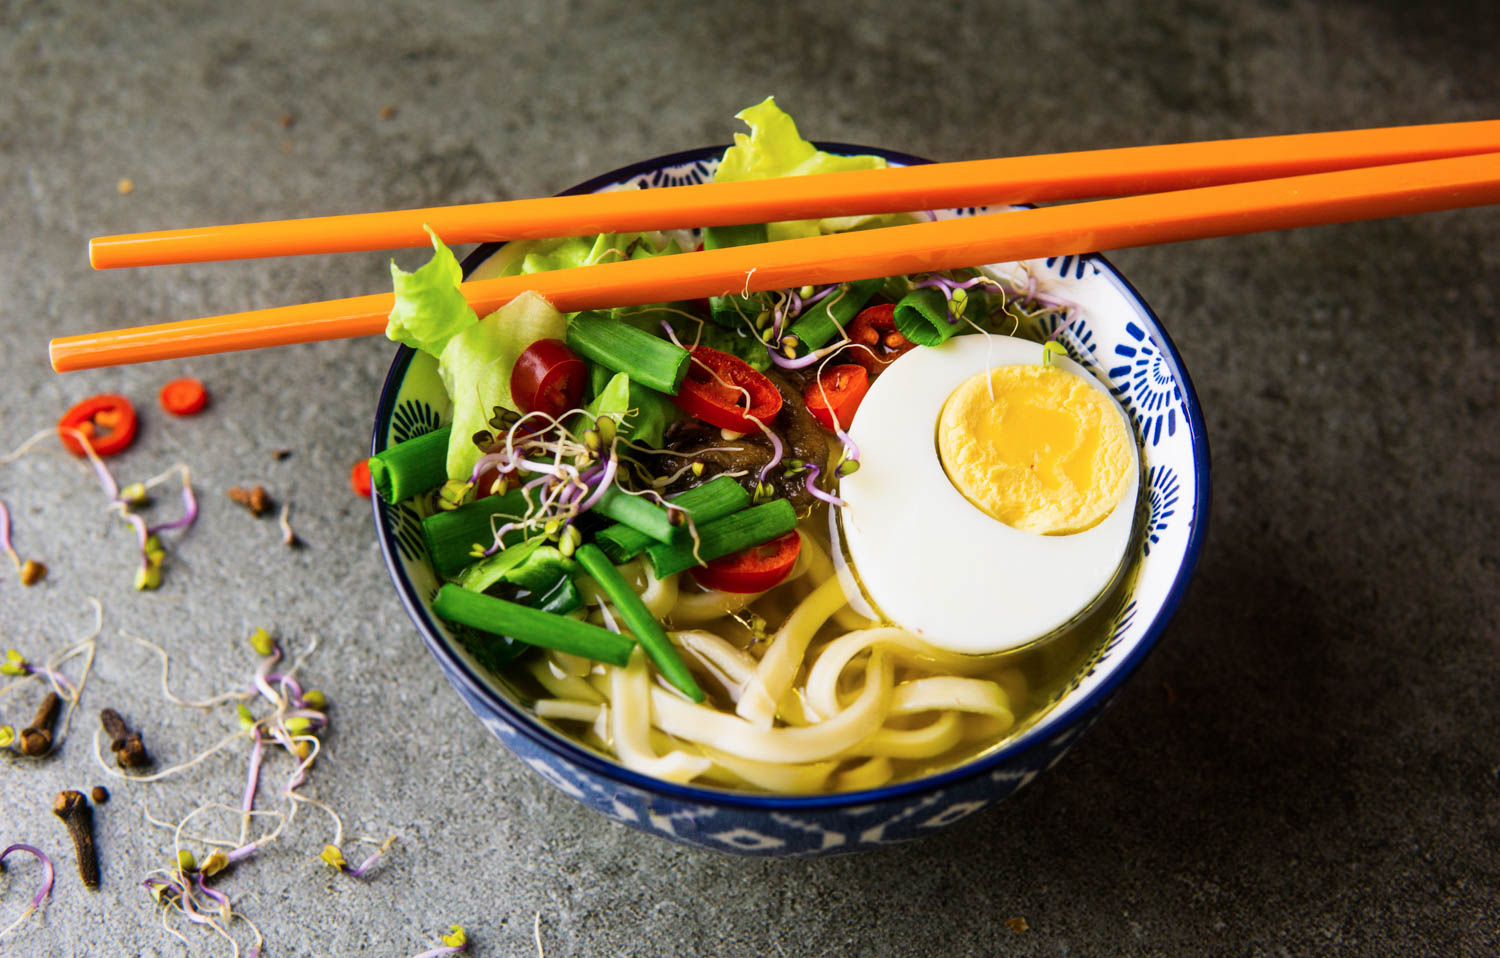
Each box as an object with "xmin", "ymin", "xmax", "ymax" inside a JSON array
[
  {"xmin": 584, "ymin": 366, "xmax": 675, "ymax": 449},
  {"xmin": 437, "ymin": 291, "xmax": 568, "ymax": 480},
  {"xmin": 715, "ymin": 97, "xmax": 901, "ymax": 241},
  {"xmin": 385, "ymin": 228, "xmax": 477, "ymax": 356}
]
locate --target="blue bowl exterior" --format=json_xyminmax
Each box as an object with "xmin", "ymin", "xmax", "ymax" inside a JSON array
[{"xmin": 373, "ymin": 144, "xmax": 1211, "ymax": 857}]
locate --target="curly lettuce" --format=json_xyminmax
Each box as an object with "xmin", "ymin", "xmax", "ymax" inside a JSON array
[{"xmin": 715, "ymin": 97, "xmax": 905, "ymax": 241}]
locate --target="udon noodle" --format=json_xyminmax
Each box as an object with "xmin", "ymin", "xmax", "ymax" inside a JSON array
[{"xmin": 509, "ymin": 514, "xmax": 1133, "ymax": 794}]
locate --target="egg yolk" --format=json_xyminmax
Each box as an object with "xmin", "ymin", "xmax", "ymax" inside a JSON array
[{"xmin": 937, "ymin": 364, "xmax": 1132, "ymax": 535}]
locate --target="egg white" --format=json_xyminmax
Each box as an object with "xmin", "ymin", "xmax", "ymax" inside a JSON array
[{"xmin": 836, "ymin": 334, "xmax": 1140, "ymax": 654}]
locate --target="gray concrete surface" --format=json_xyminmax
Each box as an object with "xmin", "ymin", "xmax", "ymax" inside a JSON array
[{"xmin": 2, "ymin": 1, "xmax": 1496, "ymax": 955}]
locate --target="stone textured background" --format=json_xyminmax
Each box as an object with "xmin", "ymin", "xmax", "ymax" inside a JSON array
[{"xmin": 1, "ymin": 1, "xmax": 1496, "ymax": 955}]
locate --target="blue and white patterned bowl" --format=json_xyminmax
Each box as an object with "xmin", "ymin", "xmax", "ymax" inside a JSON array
[{"xmin": 372, "ymin": 145, "xmax": 1211, "ymax": 857}]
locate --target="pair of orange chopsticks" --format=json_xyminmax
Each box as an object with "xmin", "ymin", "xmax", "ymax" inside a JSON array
[{"xmin": 51, "ymin": 119, "xmax": 1500, "ymax": 372}]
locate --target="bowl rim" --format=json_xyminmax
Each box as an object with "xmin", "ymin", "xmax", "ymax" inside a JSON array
[{"xmin": 372, "ymin": 142, "xmax": 1212, "ymax": 811}]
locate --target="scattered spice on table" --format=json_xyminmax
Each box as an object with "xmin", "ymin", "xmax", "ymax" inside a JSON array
[{"xmin": 227, "ymin": 485, "xmax": 272, "ymax": 517}]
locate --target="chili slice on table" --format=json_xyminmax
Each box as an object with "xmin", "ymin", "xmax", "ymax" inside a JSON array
[
  {"xmin": 511, "ymin": 339, "xmax": 586, "ymax": 419},
  {"xmin": 350, "ymin": 459, "xmax": 372, "ymax": 498},
  {"xmin": 689, "ymin": 530, "xmax": 801, "ymax": 593},
  {"xmin": 844, "ymin": 303, "xmax": 916, "ymax": 373},
  {"xmin": 804, "ymin": 364, "xmax": 870, "ymax": 432},
  {"xmin": 672, "ymin": 346, "xmax": 782, "ymax": 432},
  {"xmin": 159, "ymin": 377, "xmax": 209, "ymax": 416},
  {"xmin": 57, "ymin": 394, "xmax": 138, "ymax": 457}
]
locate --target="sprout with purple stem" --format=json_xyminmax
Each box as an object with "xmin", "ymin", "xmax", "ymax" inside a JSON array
[
  {"xmin": 1, "ymin": 648, "xmax": 76, "ymax": 694},
  {"xmin": 411, "ymin": 925, "xmax": 470, "ymax": 957},
  {"xmin": 319, "ymin": 835, "xmax": 397, "ymax": 879},
  {"xmin": 0, "ymin": 844, "xmax": 54, "ymax": 939},
  {"xmin": 800, "ymin": 463, "xmax": 846, "ymax": 508}
]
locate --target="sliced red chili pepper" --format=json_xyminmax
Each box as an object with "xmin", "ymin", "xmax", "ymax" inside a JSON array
[
  {"xmin": 672, "ymin": 346, "xmax": 783, "ymax": 432},
  {"xmin": 803, "ymin": 364, "xmax": 870, "ymax": 431},
  {"xmin": 511, "ymin": 339, "xmax": 587, "ymax": 419},
  {"xmin": 57, "ymin": 394, "xmax": 139, "ymax": 457},
  {"xmin": 689, "ymin": 530, "xmax": 802, "ymax": 594},
  {"xmin": 350, "ymin": 459, "xmax": 372, "ymax": 498},
  {"xmin": 845, "ymin": 303, "xmax": 916, "ymax": 373},
  {"xmin": 159, "ymin": 377, "xmax": 209, "ymax": 416}
]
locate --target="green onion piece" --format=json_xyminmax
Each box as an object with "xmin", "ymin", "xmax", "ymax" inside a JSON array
[
  {"xmin": 456, "ymin": 537, "xmax": 545, "ymax": 593},
  {"xmin": 702, "ymin": 223, "xmax": 768, "ymax": 251},
  {"xmin": 422, "ymin": 489, "xmax": 531, "ymax": 578},
  {"xmin": 594, "ymin": 476, "xmax": 750, "ymax": 563},
  {"xmin": 786, "ymin": 277, "xmax": 882, "ymax": 352},
  {"xmin": 645, "ymin": 498, "xmax": 797, "ymax": 579},
  {"xmin": 535, "ymin": 574, "xmax": 582, "ymax": 616},
  {"xmin": 590, "ymin": 486, "xmax": 679, "ymax": 546},
  {"xmin": 700, "ymin": 228, "xmax": 771, "ymax": 330},
  {"xmin": 369, "ymin": 426, "xmax": 452, "ymax": 503},
  {"xmin": 893, "ymin": 287, "xmax": 958, "ymax": 347},
  {"xmin": 566, "ymin": 312, "xmax": 689, "ymax": 395},
  {"xmin": 574, "ymin": 545, "xmax": 704, "ymax": 702},
  {"xmin": 433, "ymin": 584, "xmax": 633, "ymax": 667}
]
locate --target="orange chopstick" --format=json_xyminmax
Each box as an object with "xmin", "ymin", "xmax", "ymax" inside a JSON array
[
  {"xmin": 88, "ymin": 119, "xmax": 1500, "ymax": 269},
  {"xmin": 51, "ymin": 151, "xmax": 1500, "ymax": 373}
]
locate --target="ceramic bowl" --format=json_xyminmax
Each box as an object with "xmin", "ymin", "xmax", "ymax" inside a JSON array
[{"xmin": 372, "ymin": 144, "xmax": 1210, "ymax": 857}]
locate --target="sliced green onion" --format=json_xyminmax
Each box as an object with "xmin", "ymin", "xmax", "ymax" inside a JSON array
[
  {"xmin": 702, "ymin": 223, "xmax": 768, "ymax": 251},
  {"xmin": 535, "ymin": 574, "xmax": 582, "ymax": 616},
  {"xmin": 422, "ymin": 490, "xmax": 531, "ymax": 578},
  {"xmin": 645, "ymin": 498, "xmax": 797, "ymax": 579},
  {"xmin": 456, "ymin": 537, "xmax": 545, "ymax": 593},
  {"xmin": 786, "ymin": 277, "xmax": 882, "ymax": 352},
  {"xmin": 590, "ymin": 486, "xmax": 678, "ymax": 546},
  {"xmin": 369, "ymin": 426, "xmax": 452, "ymax": 503},
  {"xmin": 892, "ymin": 287, "xmax": 957, "ymax": 346},
  {"xmin": 574, "ymin": 545, "xmax": 704, "ymax": 702},
  {"xmin": 566, "ymin": 312, "xmax": 689, "ymax": 395},
  {"xmin": 433, "ymin": 584, "xmax": 633, "ymax": 666},
  {"xmin": 594, "ymin": 475, "xmax": 750, "ymax": 563}
]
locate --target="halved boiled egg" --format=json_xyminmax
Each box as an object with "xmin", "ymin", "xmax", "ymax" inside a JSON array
[{"xmin": 836, "ymin": 334, "xmax": 1140, "ymax": 654}]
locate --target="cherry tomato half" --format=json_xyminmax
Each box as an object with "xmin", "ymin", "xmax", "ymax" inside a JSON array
[
  {"xmin": 689, "ymin": 530, "xmax": 802, "ymax": 594},
  {"xmin": 159, "ymin": 377, "xmax": 209, "ymax": 416},
  {"xmin": 845, "ymin": 303, "xmax": 916, "ymax": 373},
  {"xmin": 57, "ymin": 394, "xmax": 139, "ymax": 457},
  {"xmin": 511, "ymin": 339, "xmax": 587, "ymax": 418},
  {"xmin": 803, "ymin": 364, "xmax": 870, "ymax": 432},
  {"xmin": 672, "ymin": 346, "xmax": 783, "ymax": 432}
]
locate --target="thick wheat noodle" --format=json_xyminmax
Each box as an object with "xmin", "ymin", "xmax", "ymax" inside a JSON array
[
  {"xmin": 702, "ymin": 747, "xmax": 838, "ymax": 793},
  {"xmin": 803, "ymin": 628, "xmax": 1017, "ymax": 720},
  {"xmin": 535, "ymin": 699, "xmax": 603, "ymax": 723},
  {"xmin": 526, "ymin": 656, "xmax": 603, "ymax": 704},
  {"xmin": 549, "ymin": 651, "xmax": 592, "ymax": 678},
  {"xmin": 668, "ymin": 629, "xmax": 758, "ymax": 700},
  {"xmin": 579, "ymin": 558, "xmax": 679, "ymax": 619},
  {"xmin": 796, "ymin": 532, "xmax": 874, "ymax": 632},
  {"xmin": 610, "ymin": 648, "xmax": 713, "ymax": 783},
  {"xmin": 650, "ymin": 651, "xmax": 891, "ymax": 764},
  {"xmin": 668, "ymin": 586, "xmax": 762, "ymax": 624},
  {"xmin": 736, "ymin": 574, "xmax": 851, "ymax": 727},
  {"xmin": 834, "ymin": 755, "xmax": 895, "ymax": 791},
  {"xmin": 848, "ymin": 711, "xmax": 966, "ymax": 759}
]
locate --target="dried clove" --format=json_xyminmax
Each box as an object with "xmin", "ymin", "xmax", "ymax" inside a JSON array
[
  {"xmin": 227, "ymin": 485, "xmax": 272, "ymax": 517},
  {"xmin": 19, "ymin": 691, "xmax": 60, "ymax": 757},
  {"xmin": 99, "ymin": 708, "xmax": 150, "ymax": 768},
  {"xmin": 91, "ymin": 785, "xmax": 110, "ymax": 804},
  {"xmin": 53, "ymin": 790, "xmax": 99, "ymax": 888}
]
